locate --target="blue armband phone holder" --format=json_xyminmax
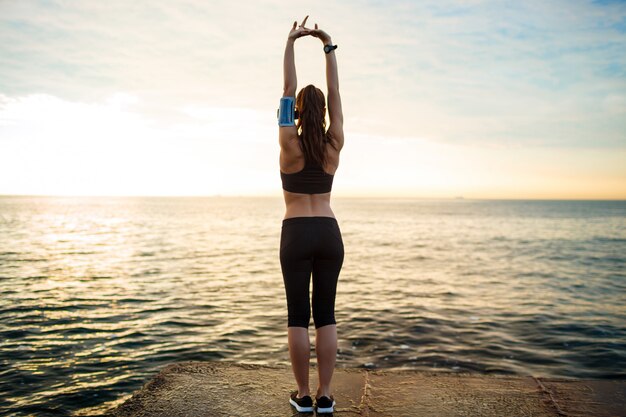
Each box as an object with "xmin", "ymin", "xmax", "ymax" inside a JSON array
[{"xmin": 278, "ymin": 96, "xmax": 296, "ymax": 126}]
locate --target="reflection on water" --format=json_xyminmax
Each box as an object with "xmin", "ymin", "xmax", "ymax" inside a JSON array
[{"xmin": 1, "ymin": 196, "xmax": 625, "ymax": 415}]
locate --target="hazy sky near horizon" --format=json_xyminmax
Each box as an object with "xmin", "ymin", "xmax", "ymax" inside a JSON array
[{"xmin": 0, "ymin": 0, "xmax": 625, "ymax": 198}]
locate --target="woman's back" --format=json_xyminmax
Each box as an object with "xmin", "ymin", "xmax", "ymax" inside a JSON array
[{"xmin": 280, "ymin": 132, "xmax": 341, "ymax": 218}]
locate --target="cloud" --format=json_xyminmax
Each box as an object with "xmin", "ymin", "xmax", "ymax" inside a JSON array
[
  {"xmin": 0, "ymin": 92, "xmax": 624, "ymax": 198},
  {"xmin": 0, "ymin": 92, "xmax": 282, "ymax": 196},
  {"xmin": 2, "ymin": 1, "xmax": 620, "ymax": 148}
]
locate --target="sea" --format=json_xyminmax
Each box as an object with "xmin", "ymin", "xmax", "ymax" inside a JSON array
[{"xmin": 1, "ymin": 196, "xmax": 625, "ymax": 416}]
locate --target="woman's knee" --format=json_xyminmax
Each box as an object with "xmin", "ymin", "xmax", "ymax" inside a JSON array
[
  {"xmin": 313, "ymin": 314, "xmax": 336, "ymax": 329},
  {"xmin": 288, "ymin": 313, "xmax": 311, "ymax": 328}
]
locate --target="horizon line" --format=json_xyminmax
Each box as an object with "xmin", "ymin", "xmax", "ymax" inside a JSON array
[{"xmin": 0, "ymin": 194, "xmax": 625, "ymax": 201}]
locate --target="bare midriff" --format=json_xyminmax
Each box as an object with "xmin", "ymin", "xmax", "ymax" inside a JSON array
[{"xmin": 282, "ymin": 191, "xmax": 336, "ymax": 219}]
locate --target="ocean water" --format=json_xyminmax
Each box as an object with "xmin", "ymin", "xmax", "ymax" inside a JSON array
[{"xmin": 1, "ymin": 196, "xmax": 625, "ymax": 415}]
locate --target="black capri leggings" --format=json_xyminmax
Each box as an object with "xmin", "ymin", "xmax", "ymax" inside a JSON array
[{"xmin": 280, "ymin": 216, "xmax": 344, "ymax": 329}]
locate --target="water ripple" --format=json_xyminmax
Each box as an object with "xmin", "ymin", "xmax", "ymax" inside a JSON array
[{"xmin": 0, "ymin": 196, "xmax": 625, "ymax": 416}]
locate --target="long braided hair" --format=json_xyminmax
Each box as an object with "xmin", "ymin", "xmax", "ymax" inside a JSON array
[{"xmin": 295, "ymin": 84, "xmax": 338, "ymax": 167}]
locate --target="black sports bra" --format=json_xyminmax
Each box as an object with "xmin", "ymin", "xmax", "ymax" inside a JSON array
[{"xmin": 280, "ymin": 158, "xmax": 334, "ymax": 194}]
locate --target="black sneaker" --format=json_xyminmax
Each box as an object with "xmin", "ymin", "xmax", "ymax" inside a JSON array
[
  {"xmin": 289, "ymin": 390, "xmax": 314, "ymax": 413},
  {"xmin": 314, "ymin": 395, "xmax": 336, "ymax": 414}
]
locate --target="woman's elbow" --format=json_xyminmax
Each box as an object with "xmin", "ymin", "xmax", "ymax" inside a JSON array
[{"xmin": 283, "ymin": 86, "xmax": 296, "ymax": 97}]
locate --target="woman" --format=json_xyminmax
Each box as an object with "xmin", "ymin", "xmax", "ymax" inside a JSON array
[{"xmin": 278, "ymin": 15, "xmax": 344, "ymax": 414}]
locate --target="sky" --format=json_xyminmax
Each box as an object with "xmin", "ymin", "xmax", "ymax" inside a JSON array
[{"xmin": 0, "ymin": 0, "xmax": 625, "ymax": 198}]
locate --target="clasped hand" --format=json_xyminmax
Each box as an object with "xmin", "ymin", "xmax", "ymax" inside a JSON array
[{"xmin": 288, "ymin": 15, "xmax": 331, "ymax": 44}]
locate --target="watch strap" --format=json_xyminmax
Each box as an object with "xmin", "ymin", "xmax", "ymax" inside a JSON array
[{"xmin": 324, "ymin": 44, "xmax": 338, "ymax": 54}]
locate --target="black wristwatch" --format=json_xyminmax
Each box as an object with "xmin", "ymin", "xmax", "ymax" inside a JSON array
[{"xmin": 323, "ymin": 44, "xmax": 338, "ymax": 54}]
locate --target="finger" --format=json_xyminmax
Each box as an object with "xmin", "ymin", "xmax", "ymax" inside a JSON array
[
  {"xmin": 301, "ymin": 15, "xmax": 309, "ymax": 27},
  {"xmin": 315, "ymin": 23, "xmax": 318, "ymax": 29}
]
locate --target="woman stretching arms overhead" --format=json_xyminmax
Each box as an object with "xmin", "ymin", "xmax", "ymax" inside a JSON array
[{"xmin": 277, "ymin": 15, "xmax": 344, "ymax": 415}]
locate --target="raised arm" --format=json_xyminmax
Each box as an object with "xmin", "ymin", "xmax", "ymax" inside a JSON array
[
  {"xmin": 279, "ymin": 17, "xmax": 310, "ymax": 149},
  {"xmin": 310, "ymin": 23, "xmax": 344, "ymax": 149},
  {"xmin": 324, "ymin": 42, "xmax": 343, "ymax": 126},
  {"xmin": 283, "ymin": 39, "xmax": 296, "ymax": 97},
  {"xmin": 283, "ymin": 16, "xmax": 310, "ymax": 97}
]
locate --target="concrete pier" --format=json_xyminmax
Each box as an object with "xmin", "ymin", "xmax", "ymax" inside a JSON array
[{"xmin": 107, "ymin": 361, "xmax": 626, "ymax": 416}]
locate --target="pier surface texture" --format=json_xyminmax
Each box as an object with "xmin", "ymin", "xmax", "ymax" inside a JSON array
[{"xmin": 107, "ymin": 361, "xmax": 626, "ymax": 417}]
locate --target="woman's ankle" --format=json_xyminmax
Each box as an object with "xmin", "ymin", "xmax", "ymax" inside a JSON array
[
  {"xmin": 297, "ymin": 388, "xmax": 311, "ymax": 397},
  {"xmin": 316, "ymin": 388, "xmax": 332, "ymax": 398}
]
